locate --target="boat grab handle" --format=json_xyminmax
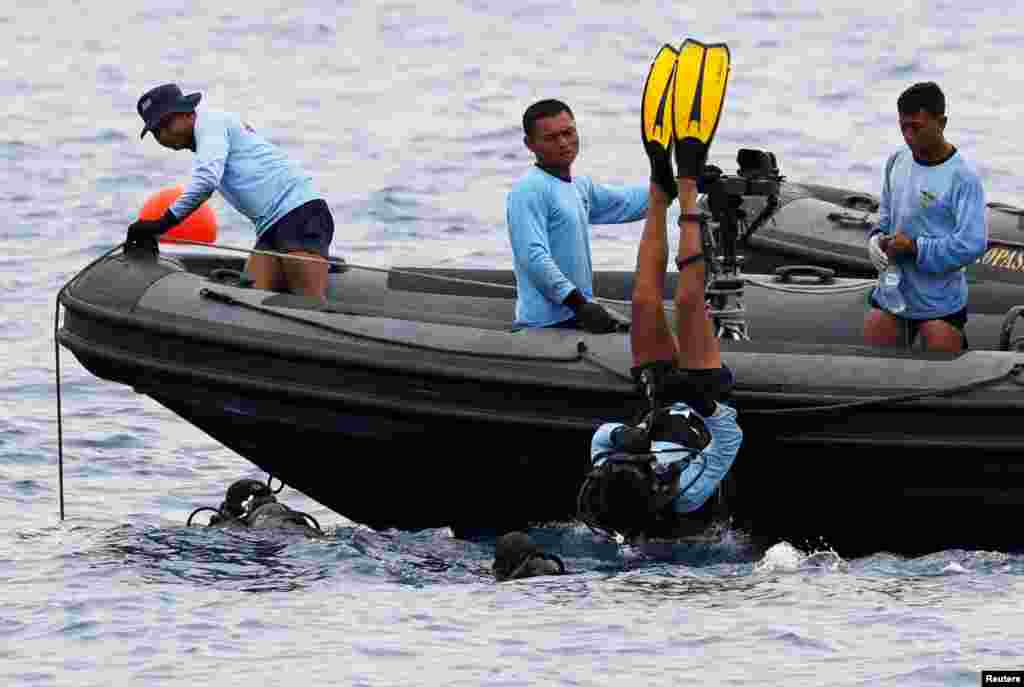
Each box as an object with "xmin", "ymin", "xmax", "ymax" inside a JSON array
[
  {"xmin": 773, "ymin": 265, "xmax": 836, "ymax": 285},
  {"xmin": 841, "ymin": 194, "xmax": 879, "ymax": 212},
  {"xmin": 988, "ymin": 202, "xmax": 1024, "ymax": 217},
  {"xmin": 999, "ymin": 305, "xmax": 1024, "ymax": 351},
  {"xmin": 827, "ymin": 210, "xmax": 874, "ymax": 228}
]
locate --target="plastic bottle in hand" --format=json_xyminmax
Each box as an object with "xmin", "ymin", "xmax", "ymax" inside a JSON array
[{"xmin": 875, "ymin": 265, "xmax": 906, "ymax": 315}]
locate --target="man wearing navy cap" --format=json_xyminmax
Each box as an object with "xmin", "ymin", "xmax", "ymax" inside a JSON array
[{"xmin": 130, "ymin": 83, "xmax": 335, "ymax": 301}]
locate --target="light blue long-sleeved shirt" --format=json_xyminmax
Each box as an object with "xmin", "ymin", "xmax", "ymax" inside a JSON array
[
  {"xmin": 170, "ymin": 109, "xmax": 321, "ymax": 236},
  {"xmin": 590, "ymin": 402, "xmax": 742, "ymax": 515},
  {"xmin": 870, "ymin": 148, "xmax": 988, "ymax": 319},
  {"xmin": 507, "ymin": 167, "xmax": 648, "ymax": 327}
]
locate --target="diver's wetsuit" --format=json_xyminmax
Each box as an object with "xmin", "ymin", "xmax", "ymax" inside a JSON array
[{"xmin": 590, "ymin": 402, "xmax": 742, "ymax": 515}]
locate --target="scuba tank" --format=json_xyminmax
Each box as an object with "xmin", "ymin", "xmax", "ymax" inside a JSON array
[
  {"xmin": 187, "ymin": 478, "xmax": 324, "ymax": 536},
  {"xmin": 577, "ymin": 405, "xmax": 710, "ymax": 540}
]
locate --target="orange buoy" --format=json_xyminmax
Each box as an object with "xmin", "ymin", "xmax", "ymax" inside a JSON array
[{"xmin": 138, "ymin": 185, "xmax": 218, "ymax": 244}]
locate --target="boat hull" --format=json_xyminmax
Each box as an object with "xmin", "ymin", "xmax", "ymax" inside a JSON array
[{"xmin": 57, "ymin": 249, "xmax": 1024, "ymax": 554}]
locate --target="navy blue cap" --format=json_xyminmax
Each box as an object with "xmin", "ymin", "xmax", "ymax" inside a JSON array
[{"xmin": 137, "ymin": 83, "xmax": 201, "ymax": 139}]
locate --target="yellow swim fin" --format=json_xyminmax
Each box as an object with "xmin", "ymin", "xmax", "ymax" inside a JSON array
[
  {"xmin": 673, "ymin": 38, "xmax": 731, "ymax": 178},
  {"xmin": 642, "ymin": 44, "xmax": 678, "ymax": 154},
  {"xmin": 641, "ymin": 44, "xmax": 679, "ymax": 199}
]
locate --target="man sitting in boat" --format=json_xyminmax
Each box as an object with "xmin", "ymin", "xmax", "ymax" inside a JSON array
[
  {"xmin": 507, "ymin": 99, "xmax": 648, "ymax": 333},
  {"xmin": 127, "ymin": 83, "xmax": 335, "ymax": 302},
  {"xmin": 577, "ymin": 42, "xmax": 742, "ymax": 542},
  {"xmin": 864, "ymin": 81, "xmax": 988, "ymax": 352}
]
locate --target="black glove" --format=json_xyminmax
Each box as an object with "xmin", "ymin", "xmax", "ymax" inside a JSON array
[
  {"xmin": 561, "ymin": 288, "xmax": 616, "ymax": 334},
  {"xmin": 577, "ymin": 302, "xmax": 620, "ymax": 334},
  {"xmin": 126, "ymin": 210, "xmax": 177, "ymax": 249},
  {"xmin": 563, "ymin": 289, "xmax": 619, "ymax": 334},
  {"xmin": 610, "ymin": 425, "xmax": 652, "ymax": 454},
  {"xmin": 576, "ymin": 302, "xmax": 620, "ymax": 334}
]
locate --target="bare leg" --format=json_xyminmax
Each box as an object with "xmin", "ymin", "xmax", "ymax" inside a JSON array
[
  {"xmin": 631, "ymin": 183, "xmax": 679, "ymax": 366},
  {"xmin": 247, "ymin": 253, "xmax": 288, "ymax": 292},
  {"xmin": 863, "ymin": 308, "xmax": 906, "ymax": 347},
  {"xmin": 673, "ymin": 178, "xmax": 721, "ymax": 369},
  {"xmin": 917, "ymin": 319, "xmax": 963, "ymax": 353},
  {"xmin": 280, "ymin": 250, "xmax": 329, "ymax": 302}
]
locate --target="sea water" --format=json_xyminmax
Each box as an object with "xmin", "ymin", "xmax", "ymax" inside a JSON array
[{"xmin": 4, "ymin": 2, "xmax": 1024, "ymax": 685}]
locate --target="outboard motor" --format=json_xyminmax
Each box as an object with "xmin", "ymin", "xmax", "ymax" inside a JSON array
[{"xmin": 697, "ymin": 148, "xmax": 784, "ymax": 341}]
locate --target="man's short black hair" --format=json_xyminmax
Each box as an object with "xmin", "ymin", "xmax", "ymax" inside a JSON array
[
  {"xmin": 897, "ymin": 82, "xmax": 946, "ymax": 117},
  {"xmin": 523, "ymin": 99, "xmax": 574, "ymax": 137}
]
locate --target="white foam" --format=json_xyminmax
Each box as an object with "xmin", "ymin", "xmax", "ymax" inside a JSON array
[{"xmin": 755, "ymin": 541, "xmax": 804, "ymax": 572}]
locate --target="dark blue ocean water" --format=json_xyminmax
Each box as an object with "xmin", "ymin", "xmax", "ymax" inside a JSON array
[{"xmin": 4, "ymin": 1, "xmax": 1024, "ymax": 684}]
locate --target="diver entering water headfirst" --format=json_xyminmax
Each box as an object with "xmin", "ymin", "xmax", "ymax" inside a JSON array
[{"xmin": 577, "ymin": 39, "xmax": 743, "ymax": 543}]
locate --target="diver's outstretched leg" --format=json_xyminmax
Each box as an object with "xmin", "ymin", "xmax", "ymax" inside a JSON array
[
  {"xmin": 630, "ymin": 182, "xmax": 679, "ymax": 366},
  {"xmin": 673, "ymin": 177, "xmax": 721, "ymax": 370}
]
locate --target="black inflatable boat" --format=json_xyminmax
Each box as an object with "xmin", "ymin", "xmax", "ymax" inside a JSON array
[
  {"xmin": 731, "ymin": 179, "xmax": 1024, "ymax": 287},
  {"xmin": 56, "ymin": 242, "xmax": 1024, "ymax": 555}
]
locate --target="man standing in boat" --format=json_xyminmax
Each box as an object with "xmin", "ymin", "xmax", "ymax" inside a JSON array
[
  {"xmin": 507, "ymin": 100, "xmax": 649, "ymax": 332},
  {"xmin": 127, "ymin": 83, "xmax": 335, "ymax": 302},
  {"xmin": 577, "ymin": 42, "xmax": 743, "ymax": 542},
  {"xmin": 864, "ymin": 82, "xmax": 988, "ymax": 352}
]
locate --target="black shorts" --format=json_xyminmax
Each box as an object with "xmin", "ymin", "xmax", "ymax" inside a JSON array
[
  {"xmin": 868, "ymin": 294, "xmax": 969, "ymax": 348},
  {"xmin": 254, "ymin": 199, "xmax": 334, "ymax": 258},
  {"xmin": 629, "ymin": 360, "xmax": 735, "ymax": 410}
]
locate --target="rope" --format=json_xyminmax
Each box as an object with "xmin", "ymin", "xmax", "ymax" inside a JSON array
[
  {"xmin": 169, "ymin": 238, "xmax": 522, "ymax": 293},
  {"xmin": 742, "ymin": 365, "xmax": 1024, "ymax": 416},
  {"xmin": 580, "ymin": 349, "xmax": 1024, "ymax": 417},
  {"xmin": 199, "ymin": 288, "xmax": 583, "ymax": 362},
  {"xmin": 166, "ymin": 238, "xmax": 876, "ymax": 325},
  {"xmin": 55, "ymin": 299, "xmax": 64, "ymax": 521},
  {"xmin": 54, "ymin": 243, "xmax": 126, "ymax": 521}
]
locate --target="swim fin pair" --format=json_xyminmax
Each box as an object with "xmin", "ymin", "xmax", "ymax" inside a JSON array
[{"xmin": 641, "ymin": 39, "xmax": 731, "ymax": 200}]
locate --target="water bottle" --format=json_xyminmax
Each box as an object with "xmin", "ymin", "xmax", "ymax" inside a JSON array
[{"xmin": 875, "ymin": 265, "xmax": 906, "ymax": 315}]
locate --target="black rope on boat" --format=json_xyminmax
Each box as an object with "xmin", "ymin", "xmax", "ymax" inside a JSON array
[
  {"xmin": 54, "ymin": 243, "xmax": 127, "ymax": 521},
  {"xmin": 53, "ymin": 301, "xmax": 63, "ymax": 522},
  {"xmin": 172, "ymin": 237, "xmax": 880, "ymax": 313},
  {"xmin": 199, "ymin": 288, "xmax": 583, "ymax": 363},
  {"xmin": 54, "ymin": 296, "xmax": 64, "ymax": 522},
  {"xmin": 172, "ymin": 237, "xmax": 637, "ymax": 313},
  {"xmin": 744, "ymin": 364, "xmax": 1024, "ymax": 415},
  {"xmin": 580, "ymin": 348, "xmax": 1024, "ymax": 416}
]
